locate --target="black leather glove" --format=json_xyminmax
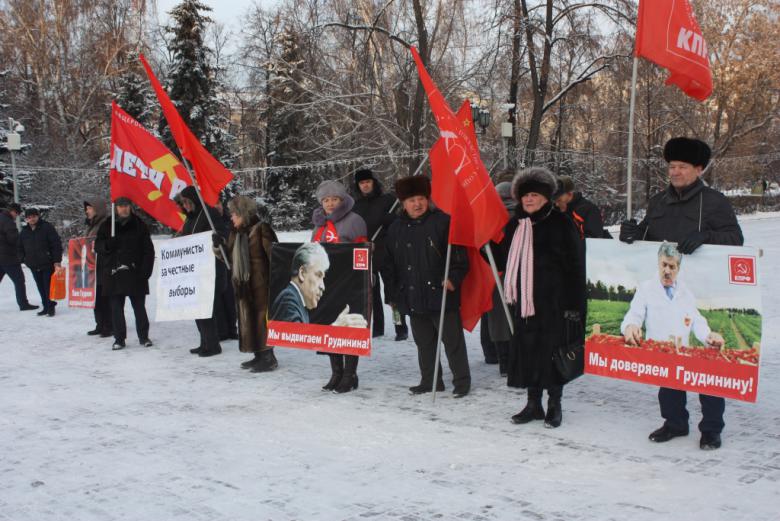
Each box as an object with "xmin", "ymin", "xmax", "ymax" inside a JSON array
[
  {"xmin": 619, "ymin": 219, "xmax": 639, "ymax": 244},
  {"xmin": 212, "ymin": 233, "xmax": 225, "ymax": 248},
  {"xmin": 678, "ymin": 231, "xmax": 710, "ymax": 254}
]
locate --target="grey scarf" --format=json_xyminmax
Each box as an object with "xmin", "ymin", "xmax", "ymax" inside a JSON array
[{"xmin": 232, "ymin": 232, "xmax": 251, "ymax": 288}]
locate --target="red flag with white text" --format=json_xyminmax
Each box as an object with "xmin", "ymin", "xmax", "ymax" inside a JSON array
[
  {"xmin": 109, "ymin": 102, "xmax": 189, "ymax": 230},
  {"xmin": 139, "ymin": 54, "xmax": 233, "ymax": 205},
  {"xmin": 635, "ymin": 0, "xmax": 713, "ymax": 101}
]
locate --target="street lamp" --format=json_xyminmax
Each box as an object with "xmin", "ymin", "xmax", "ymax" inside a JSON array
[
  {"xmin": 470, "ymin": 104, "xmax": 491, "ymax": 134},
  {"xmin": 6, "ymin": 118, "xmax": 23, "ymax": 230}
]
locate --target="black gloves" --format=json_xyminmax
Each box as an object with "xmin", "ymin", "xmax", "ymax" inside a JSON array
[
  {"xmin": 212, "ymin": 233, "xmax": 225, "ymax": 248},
  {"xmin": 678, "ymin": 231, "xmax": 710, "ymax": 254},
  {"xmin": 619, "ymin": 219, "xmax": 640, "ymax": 244},
  {"xmin": 564, "ymin": 310, "xmax": 581, "ymax": 322}
]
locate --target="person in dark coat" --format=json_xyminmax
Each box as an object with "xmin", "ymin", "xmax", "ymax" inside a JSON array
[
  {"xmin": 18, "ymin": 208, "xmax": 63, "ymax": 316},
  {"xmin": 0, "ymin": 203, "xmax": 37, "ymax": 311},
  {"xmin": 382, "ymin": 176, "xmax": 472, "ymax": 398},
  {"xmin": 351, "ymin": 168, "xmax": 408, "ymax": 340},
  {"xmin": 84, "ymin": 196, "xmax": 112, "ymax": 337},
  {"xmin": 224, "ymin": 196, "xmax": 279, "ymax": 372},
  {"xmin": 619, "ymin": 137, "xmax": 743, "ymax": 450},
  {"xmin": 495, "ymin": 167, "xmax": 585, "ymax": 428},
  {"xmin": 94, "ymin": 198, "xmax": 154, "ymax": 350},
  {"xmin": 178, "ymin": 186, "xmax": 229, "ymax": 358},
  {"xmin": 553, "ymin": 176, "xmax": 612, "ymax": 239},
  {"xmin": 213, "ymin": 199, "xmax": 239, "ymax": 341}
]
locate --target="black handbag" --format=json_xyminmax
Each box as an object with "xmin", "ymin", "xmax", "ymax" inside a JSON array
[{"xmin": 553, "ymin": 314, "xmax": 584, "ymax": 383}]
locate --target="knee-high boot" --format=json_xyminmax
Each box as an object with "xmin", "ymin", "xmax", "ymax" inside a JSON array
[
  {"xmin": 323, "ymin": 354, "xmax": 344, "ymax": 391},
  {"xmin": 334, "ymin": 355, "xmax": 359, "ymax": 394}
]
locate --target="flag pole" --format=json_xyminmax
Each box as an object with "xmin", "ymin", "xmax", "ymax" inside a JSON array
[
  {"xmin": 626, "ymin": 56, "xmax": 639, "ymax": 219},
  {"xmin": 483, "ymin": 243, "xmax": 514, "ymax": 336},
  {"xmin": 370, "ymin": 156, "xmax": 429, "ymax": 242},
  {"xmin": 179, "ymin": 155, "xmax": 232, "ymax": 270},
  {"xmin": 431, "ymin": 243, "xmax": 452, "ymax": 403},
  {"xmin": 111, "ymin": 203, "xmax": 116, "ymax": 237}
]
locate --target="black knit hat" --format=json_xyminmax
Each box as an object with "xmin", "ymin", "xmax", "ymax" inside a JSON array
[
  {"xmin": 8, "ymin": 203, "xmax": 22, "ymax": 214},
  {"xmin": 395, "ymin": 176, "xmax": 431, "ymax": 201},
  {"xmin": 24, "ymin": 207, "xmax": 39, "ymax": 217},
  {"xmin": 355, "ymin": 169, "xmax": 375, "ymax": 183},
  {"xmin": 114, "ymin": 197, "xmax": 132, "ymax": 206},
  {"xmin": 663, "ymin": 137, "xmax": 711, "ymax": 168}
]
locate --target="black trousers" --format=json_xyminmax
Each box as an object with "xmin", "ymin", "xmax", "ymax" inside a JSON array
[
  {"xmin": 371, "ymin": 272, "xmax": 385, "ymax": 336},
  {"xmin": 111, "ymin": 294, "xmax": 149, "ymax": 342},
  {"xmin": 30, "ymin": 267, "xmax": 54, "ymax": 311},
  {"xmin": 480, "ymin": 313, "xmax": 497, "ymax": 362},
  {"xmin": 0, "ymin": 263, "xmax": 31, "ymax": 309},
  {"xmin": 409, "ymin": 310, "xmax": 471, "ymax": 391},
  {"xmin": 215, "ymin": 272, "xmax": 238, "ymax": 338},
  {"xmin": 93, "ymin": 285, "xmax": 113, "ymax": 334},
  {"xmin": 196, "ymin": 267, "xmax": 226, "ymax": 353},
  {"xmin": 659, "ymin": 387, "xmax": 725, "ymax": 434}
]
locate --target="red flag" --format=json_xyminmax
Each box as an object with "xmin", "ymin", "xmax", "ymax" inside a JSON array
[
  {"xmin": 109, "ymin": 102, "xmax": 190, "ymax": 231},
  {"xmin": 635, "ymin": 0, "xmax": 712, "ymax": 101},
  {"xmin": 411, "ymin": 47, "xmax": 508, "ymax": 247},
  {"xmin": 139, "ymin": 54, "xmax": 233, "ymax": 205}
]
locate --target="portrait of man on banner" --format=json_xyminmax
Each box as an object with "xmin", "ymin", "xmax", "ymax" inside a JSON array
[
  {"xmin": 268, "ymin": 242, "xmax": 371, "ymax": 356},
  {"xmin": 585, "ymin": 239, "xmax": 762, "ymax": 403}
]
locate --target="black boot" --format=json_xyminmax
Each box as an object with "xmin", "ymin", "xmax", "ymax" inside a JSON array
[
  {"xmin": 496, "ymin": 342, "xmax": 509, "ymax": 377},
  {"xmin": 322, "ymin": 354, "xmax": 344, "ymax": 391},
  {"xmin": 241, "ymin": 353, "xmax": 261, "ymax": 369},
  {"xmin": 394, "ymin": 324, "xmax": 408, "ymax": 341},
  {"xmin": 545, "ymin": 399, "xmax": 562, "ymax": 428},
  {"xmin": 511, "ymin": 389, "xmax": 545, "ymax": 424},
  {"xmin": 251, "ymin": 349, "xmax": 279, "ymax": 373},
  {"xmin": 334, "ymin": 356, "xmax": 359, "ymax": 393}
]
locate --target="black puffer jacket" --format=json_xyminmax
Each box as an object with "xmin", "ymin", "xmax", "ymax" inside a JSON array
[
  {"xmin": 94, "ymin": 213, "xmax": 155, "ymax": 296},
  {"xmin": 352, "ymin": 176, "xmax": 397, "ymax": 270},
  {"xmin": 382, "ymin": 208, "xmax": 468, "ymax": 315},
  {"xmin": 19, "ymin": 219, "xmax": 63, "ymax": 270},
  {"xmin": 637, "ymin": 179, "xmax": 743, "ymax": 246},
  {"xmin": 0, "ymin": 209, "xmax": 20, "ymax": 264},
  {"xmin": 567, "ymin": 193, "xmax": 611, "ymax": 239}
]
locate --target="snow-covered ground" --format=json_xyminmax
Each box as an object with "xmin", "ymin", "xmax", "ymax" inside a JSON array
[{"xmin": 1, "ymin": 219, "xmax": 777, "ymax": 521}]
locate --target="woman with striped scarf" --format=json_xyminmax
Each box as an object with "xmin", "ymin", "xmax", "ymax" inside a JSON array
[{"xmin": 495, "ymin": 167, "xmax": 585, "ymax": 428}]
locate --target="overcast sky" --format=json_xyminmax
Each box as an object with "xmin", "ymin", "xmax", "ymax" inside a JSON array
[{"xmin": 154, "ymin": 0, "xmax": 279, "ymax": 33}]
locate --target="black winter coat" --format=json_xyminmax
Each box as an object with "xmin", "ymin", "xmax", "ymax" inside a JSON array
[
  {"xmin": 18, "ymin": 220, "xmax": 63, "ymax": 270},
  {"xmin": 94, "ymin": 213, "xmax": 155, "ymax": 296},
  {"xmin": 494, "ymin": 202, "xmax": 585, "ymax": 389},
  {"xmin": 637, "ymin": 179, "xmax": 743, "ymax": 246},
  {"xmin": 178, "ymin": 186, "xmax": 228, "ymax": 293},
  {"xmin": 352, "ymin": 180, "xmax": 397, "ymax": 270},
  {"xmin": 382, "ymin": 208, "xmax": 468, "ymax": 315},
  {"xmin": 567, "ymin": 193, "xmax": 611, "ymax": 239},
  {"xmin": 0, "ymin": 210, "xmax": 20, "ymax": 264}
]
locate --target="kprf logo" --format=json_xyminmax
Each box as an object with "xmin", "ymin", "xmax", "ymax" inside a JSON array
[
  {"xmin": 728, "ymin": 256, "xmax": 757, "ymax": 285},
  {"xmin": 353, "ymin": 248, "xmax": 369, "ymax": 271}
]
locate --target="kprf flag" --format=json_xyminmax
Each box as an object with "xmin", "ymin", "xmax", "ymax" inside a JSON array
[
  {"xmin": 411, "ymin": 47, "xmax": 509, "ymax": 248},
  {"xmin": 110, "ymin": 102, "xmax": 189, "ymax": 231},
  {"xmin": 411, "ymin": 48, "xmax": 506, "ymax": 331},
  {"xmin": 140, "ymin": 54, "xmax": 233, "ymax": 206},
  {"xmin": 635, "ymin": 0, "xmax": 713, "ymax": 101}
]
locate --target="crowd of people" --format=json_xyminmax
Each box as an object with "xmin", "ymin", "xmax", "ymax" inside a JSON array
[{"xmin": 0, "ymin": 136, "xmax": 742, "ymax": 450}]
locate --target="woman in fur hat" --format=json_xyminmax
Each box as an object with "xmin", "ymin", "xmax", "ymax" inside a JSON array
[
  {"xmin": 311, "ymin": 180, "xmax": 368, "ymax": 393},
  {"xmin": 495, "ymin": 167, "xmax": 585, "ymax": 428},
  {"xmin": 223, "ymin": 196, "xmax": 279, "ymax": 372}
]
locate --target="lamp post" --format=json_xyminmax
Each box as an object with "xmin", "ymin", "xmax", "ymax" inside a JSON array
[{"xmin": 7, "ymin": 118, "xmax": 23, "ymax": 230}]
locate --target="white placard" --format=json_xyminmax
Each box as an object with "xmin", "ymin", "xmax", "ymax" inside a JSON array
[{"xmin": 154, "ymin": 231, "xmax": 215, "ymax": 321}]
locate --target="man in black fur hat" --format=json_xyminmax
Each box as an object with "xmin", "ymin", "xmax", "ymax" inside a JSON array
[
  {"xmin": 352, "ymin": 168, "xmax": 408, "ymax": 340},
  {"xmin": 619, "ymin": 137, "xmax": 743, "ymax": 450},
  {"xmin": 382, "ymin": 175, "xmax": 471, "ymax": 398}
]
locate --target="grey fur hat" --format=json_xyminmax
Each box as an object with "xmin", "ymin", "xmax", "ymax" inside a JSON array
[
  {"xmin": 511, "ymin": 167, "xmax": 558, "ymax": 201},
  {"xmin": 315, "ymin": 180, "xmax": 349, "ymax": 202}
]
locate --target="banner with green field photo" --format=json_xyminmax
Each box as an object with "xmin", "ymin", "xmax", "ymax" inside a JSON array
[{"xmin": 585, "ymin": 239, "xmax": 762, "ymax": 402}]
